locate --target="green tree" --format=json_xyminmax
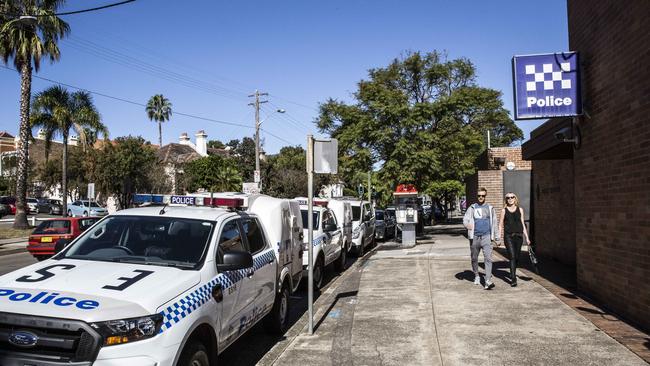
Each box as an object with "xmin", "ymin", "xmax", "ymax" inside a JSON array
[
  {"xmin": 93, "ymin": 136, "xmax": 157, "ymax": 209},
  {"xmin": 1, "ymin": 0, "xmax": 70, "ymax": 228},
  {"xmin": 31, "ymin": 86, "xmax": 107, "ymax": 216},
  {"xmin": 226, "ymin": 137, "xmax": 257, "ymax": 182},
  {"xmin": 426, "ymin": 180, "xmax": 464, "ymax": 218},
  {"xmin": 316, "ymin": 51, "xmax": 523, "ymax": 196},
  {"xmin": 146, "ymin": 94, "xmax": 172, "ymax": 147},
  {"xmin": 183, "ymin": 155, "xmax": 242, "ymax": 193},
  {"xmin": 207, "ymin": 139, "xmax": 225, "ymax": 149}
]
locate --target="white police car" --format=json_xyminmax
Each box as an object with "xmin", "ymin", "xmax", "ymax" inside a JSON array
[
  {"xmin": 0, "ymin": 195, "xmax": 292, "ymax": 366},
  {"xmin": 296, "ymin": 198, "xmax": 345, "ymax": 288}
]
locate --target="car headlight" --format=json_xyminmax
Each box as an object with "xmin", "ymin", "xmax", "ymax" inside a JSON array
[
  {"xmin": 352, "ymin": 226, "xmax": 361, "ymax": 239},
  {"xmin": 91, "ymin": 314, "xmax": 163, "ymax": 346}
]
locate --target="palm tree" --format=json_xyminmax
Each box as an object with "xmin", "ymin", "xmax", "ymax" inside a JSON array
[
  {"xmin": 31, "ymin": 86, "xmax": 107, "ymax": 216},
  {"xmin": 213, "ymin": 166, "xmax": 242, "ymax": 192},
  {"xmin": 0, "ymin": 1, "xmax": 70, "ymax": 228},
  {"xmin": 146, "ymin": 94, "xmax": 172, "ymax": 147}
]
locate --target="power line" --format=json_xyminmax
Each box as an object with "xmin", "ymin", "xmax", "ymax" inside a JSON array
[
  {"xmin": 0, "ymin": 0, "xmax": 136, "ymax": 17},
  {"xmin": 1, "ymin": 64, "xmax": 249, "ymax": 129}
]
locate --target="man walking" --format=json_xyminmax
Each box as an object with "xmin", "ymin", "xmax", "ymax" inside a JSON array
[{"xmin": 463, "ymin": 188, "xmax": 499, "ymax": 289}]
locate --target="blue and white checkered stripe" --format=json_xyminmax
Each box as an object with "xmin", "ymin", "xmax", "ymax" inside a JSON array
[
  {"xmin": 312, "ymin": 234, "xmax": 326, "ymax": 247},
  {"xmin": 159, "ymin": 250, "xmax": 276, "ymax": 333}
]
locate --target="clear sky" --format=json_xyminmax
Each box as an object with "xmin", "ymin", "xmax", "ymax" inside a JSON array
[{"xmin": 0, "ymin": 0, "xmax": 568, "ymax": 154}]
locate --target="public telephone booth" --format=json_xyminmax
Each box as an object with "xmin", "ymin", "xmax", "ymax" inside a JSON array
[{"xmin": 394, "ymin": 184, "xmax": 419, "ymax": 246}]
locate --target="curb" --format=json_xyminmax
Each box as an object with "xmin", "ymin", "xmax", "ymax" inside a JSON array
[{"xmin": 0, "ymin": 248, "xmax": 27, "ymax": 256}]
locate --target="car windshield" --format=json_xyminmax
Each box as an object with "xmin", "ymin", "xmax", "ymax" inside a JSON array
[
  {"xmin": 33, "ymin": 220, "xmax": 71, "ymax": 235},
  {"xmin": 300, "ymin": 210, "xmax": 320, "ymax": 230},
  {"xmin": 61, "ymin": 216, "xmax": 214, "ymax": 269},
  {"xmin": 351, "ymin": 206, "xmax": 361, "ymax": 221},
  {"xmin": 375, "ymin": 211, "xmax": 384, "ymax": 220}
]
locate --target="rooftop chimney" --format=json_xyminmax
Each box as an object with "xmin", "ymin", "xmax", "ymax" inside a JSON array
[
  {"xmin": 195, "ymin": 130, "xmax": 208, "ymax": 157},
  {"xmin": 179, "ymin": 132, "xmax": 191, "ymax": 146}
]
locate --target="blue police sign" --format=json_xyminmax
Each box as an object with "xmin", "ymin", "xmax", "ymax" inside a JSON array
[{"xmin": 512, "ymin": 52, "xmax": 581, "ymax": 120}]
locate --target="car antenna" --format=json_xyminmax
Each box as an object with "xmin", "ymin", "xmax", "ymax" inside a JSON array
[{"xmin": 159, "ymin": 203, "xmax": 168, "ymax": 215}]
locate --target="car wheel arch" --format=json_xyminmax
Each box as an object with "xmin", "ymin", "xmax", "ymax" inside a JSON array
[{"xmin": 174, "ymin": 322, "xmax": 218, "ymax": 366}]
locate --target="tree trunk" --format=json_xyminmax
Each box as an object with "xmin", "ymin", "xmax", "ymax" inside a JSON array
[
  {"xmin": 158, "ymin": 121, "xmax": 162, "ymax": 147},
  {"xmin": 61, "ymin": 132, "xmax": 69, "ymax": 216},
  {"xmin": 13, "ymin": 62, "xmax": 32, "ymax": 229}
]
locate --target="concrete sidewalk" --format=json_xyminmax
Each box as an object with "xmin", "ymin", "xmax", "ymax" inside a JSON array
[{"xmin": 260, "ymin": 225, "xmax": 647, "ymax": 366}]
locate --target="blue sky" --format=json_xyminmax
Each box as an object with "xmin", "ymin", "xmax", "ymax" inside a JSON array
[{"xmin": 0, "ymin": 0, "xmax": 568, "ymax": 154}]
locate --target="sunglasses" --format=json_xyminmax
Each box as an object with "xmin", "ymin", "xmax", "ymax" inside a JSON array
[
  {"xmin": 477, "ymin": 194, "xmax": 486, "ymax": 198},
  {"xmin": 506, "ymin": 196, "xmax": 515, "ymax": 199}
]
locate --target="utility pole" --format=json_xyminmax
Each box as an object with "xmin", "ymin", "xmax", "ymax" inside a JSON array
[{"xmin": 248, "ymin": 90, "xmax": 268, "ymax": 184}]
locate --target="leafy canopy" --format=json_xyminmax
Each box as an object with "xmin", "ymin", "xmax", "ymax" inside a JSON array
[{"xmin": 316, "ymin": 51, "xmax": 523, "ymax": 195}]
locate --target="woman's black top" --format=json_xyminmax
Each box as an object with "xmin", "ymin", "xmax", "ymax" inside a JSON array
[{"xmin": 504, "ymin": 207, "xmax": 523, "ymax": 234}]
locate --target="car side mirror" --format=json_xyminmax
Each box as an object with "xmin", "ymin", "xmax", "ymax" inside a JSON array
[
  {"xmin": 217, "ymin": 251, "xmax": 253, "ymax": 272},
  {"xmin": 54, "ymin": 238, "xmax": 71, "ymax": 254},
  {"xmin": 324, "ymin": 223, "xmax": 338, "ymax": 232}
]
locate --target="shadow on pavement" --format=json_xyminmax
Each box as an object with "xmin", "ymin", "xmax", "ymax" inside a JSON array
[
  {"xmin": 313, "ymin": 290, "xmax": 358, "ymax": 332},
  {"xmin": 218, "ymin": 255, "xmax": 360, "ymax": 365}
]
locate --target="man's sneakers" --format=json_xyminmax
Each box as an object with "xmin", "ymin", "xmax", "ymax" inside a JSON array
[
  {"xmin": 484, "ymin": 280, "xmax": 495, "ymax": 290},
  {"xmin": 474, "ymin": 276, "xmax": 481, "ymax": 286}
]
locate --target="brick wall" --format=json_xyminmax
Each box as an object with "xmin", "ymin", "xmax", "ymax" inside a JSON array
[
  {"xmin": 568, "ymin": 0, "xmax": 650, "ymax": 331},
  {"xmin": 531, "ymin": 159, "xmax": 576, "ymax": 266},
  {"xmin": 486, "ymin": 147, "xmax": 532, "ymax": 171},
  {"xmin": 466, "ymin": 147, "xmax": 529, "ymax": 210}
]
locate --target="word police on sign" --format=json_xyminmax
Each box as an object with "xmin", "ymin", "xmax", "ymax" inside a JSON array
[
  {"xmin": 170, "ymin": 195, "xmax": 195, "ymax": 205},
  {"xmin": 512, "ymin": 52, "xmax": 582, "ymax": 120}
]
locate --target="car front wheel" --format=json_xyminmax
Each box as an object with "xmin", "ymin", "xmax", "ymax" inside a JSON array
[
  {"xmin": 178, "ymin": 340, "xmax": 210, "ymax": 366},
  {"xmin": 265, "ymin": 283, "xmax": 290, "ymax": 334}
]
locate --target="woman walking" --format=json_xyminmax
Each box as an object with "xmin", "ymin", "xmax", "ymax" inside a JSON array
[{"xmin": 498, "ymin": 192, "xmax": 530, "ymax": 287}]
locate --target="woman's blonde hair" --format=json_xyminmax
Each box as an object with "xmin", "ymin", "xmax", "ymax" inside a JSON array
[{"xmin": 504, "ymin": 192, "xmax": 519, "ymax": 207}]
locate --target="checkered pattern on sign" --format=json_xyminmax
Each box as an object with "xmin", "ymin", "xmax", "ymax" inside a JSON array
[
  {"xmin": 158, "ymin": 249, "xmax": 276, "ymax": 333},
  {"xmin": 524, "ymin": 62, "xmax": 572, "ymax": 91}
]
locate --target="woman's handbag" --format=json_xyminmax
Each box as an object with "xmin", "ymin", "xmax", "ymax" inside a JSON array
[{"xmin": 528, "ymin": 244, "xmax": 539, "ymax": 274}]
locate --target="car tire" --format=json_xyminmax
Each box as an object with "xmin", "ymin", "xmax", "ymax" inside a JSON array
[
  {"xmin": 355, "ymin": 241, "xmax": 364, "ymax": 257},
  {"xmin": 335, "ymin": 242, "xmax": 347, "ymax": 272},
  {"xmin": 67, "ymin": 210, "xmax": 73, "ymax": 217},
  {"xmin": 313, "ymin": 255, "xmax": 324, "ymax": 289},
  {"xmin": 265, "ymin": 283, "xmax": 290, "ymax": 334},
  {"xmin": 177, "ymin": 340, "xmax": 210, "ymax": 366}
]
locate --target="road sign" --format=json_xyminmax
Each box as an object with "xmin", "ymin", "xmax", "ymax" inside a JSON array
[
  {"xmin": 254, "ymin": 170, "xmax": 260, "ymax": 183},
  {"xmin": 512, "ymin": 52, "xmax": 582, "ymax": 120},
  {"xmin": 242, "ymin": 182, "xmax": 260, "ymax": 194},
  {"xmin": 313, "ymin": 139, "xmax": 338, "ymax": 174},
  {"xmin": 87, "ymin": 183, "xmax": 95, "ymax": 199}
]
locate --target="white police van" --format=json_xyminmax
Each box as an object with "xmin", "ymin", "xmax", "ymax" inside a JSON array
[
  {"xmin": 295, "ymin": 198, "xmax": 345, "ymax": 288},
  {"xmin": 0, "ymin": 194, "xmax": 295, "ymax": 366}
]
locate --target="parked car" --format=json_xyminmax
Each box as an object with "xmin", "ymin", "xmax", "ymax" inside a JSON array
[
  {"xmin": 26, "ymin": 198, "xmax": 39, "ymax": 214},
  {"xmin": 67, "ymin": 200, "xmax": 108, "ymax": 217},
  {"xmin": 0, "ymin": 196, "xmax": 16, "ymax": 215},
  {"xmin": 37, "ymin": 198, "xmax": 63, "ymax": 215},
  {"xmin": 0, "ymin": 203, "xmax": 9, "ymax": 218},
  {"xmin": 27, "ymin": 217, "xmax": 100, "ymax": 261},
  {"xmin": 375, "ymin": 209, "xmax": 395, "ymax": 240}
]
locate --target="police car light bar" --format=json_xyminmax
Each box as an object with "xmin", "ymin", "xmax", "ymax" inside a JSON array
[
  {"xmin": 313, "ymin": 199, "xmax": 329, "ymax": 207},
  {"xmin": 210, "ymin": 197, "xmax": 244, "ymax": 208}
]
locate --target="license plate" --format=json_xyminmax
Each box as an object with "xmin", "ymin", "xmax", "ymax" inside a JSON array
[{"xmin": 41, "ymin": 237, "xmax": 52, "ymax": 243}]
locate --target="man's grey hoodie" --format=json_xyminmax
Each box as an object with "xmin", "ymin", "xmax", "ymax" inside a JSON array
[{"xmin": 463, "ymin": 203, "xmax": 500, "ymax": 241}]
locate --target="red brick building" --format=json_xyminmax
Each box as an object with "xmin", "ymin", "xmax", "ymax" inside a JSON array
[{"xmin": 523, "ymin": 1, "xmax": 649, "ymax": 331}]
